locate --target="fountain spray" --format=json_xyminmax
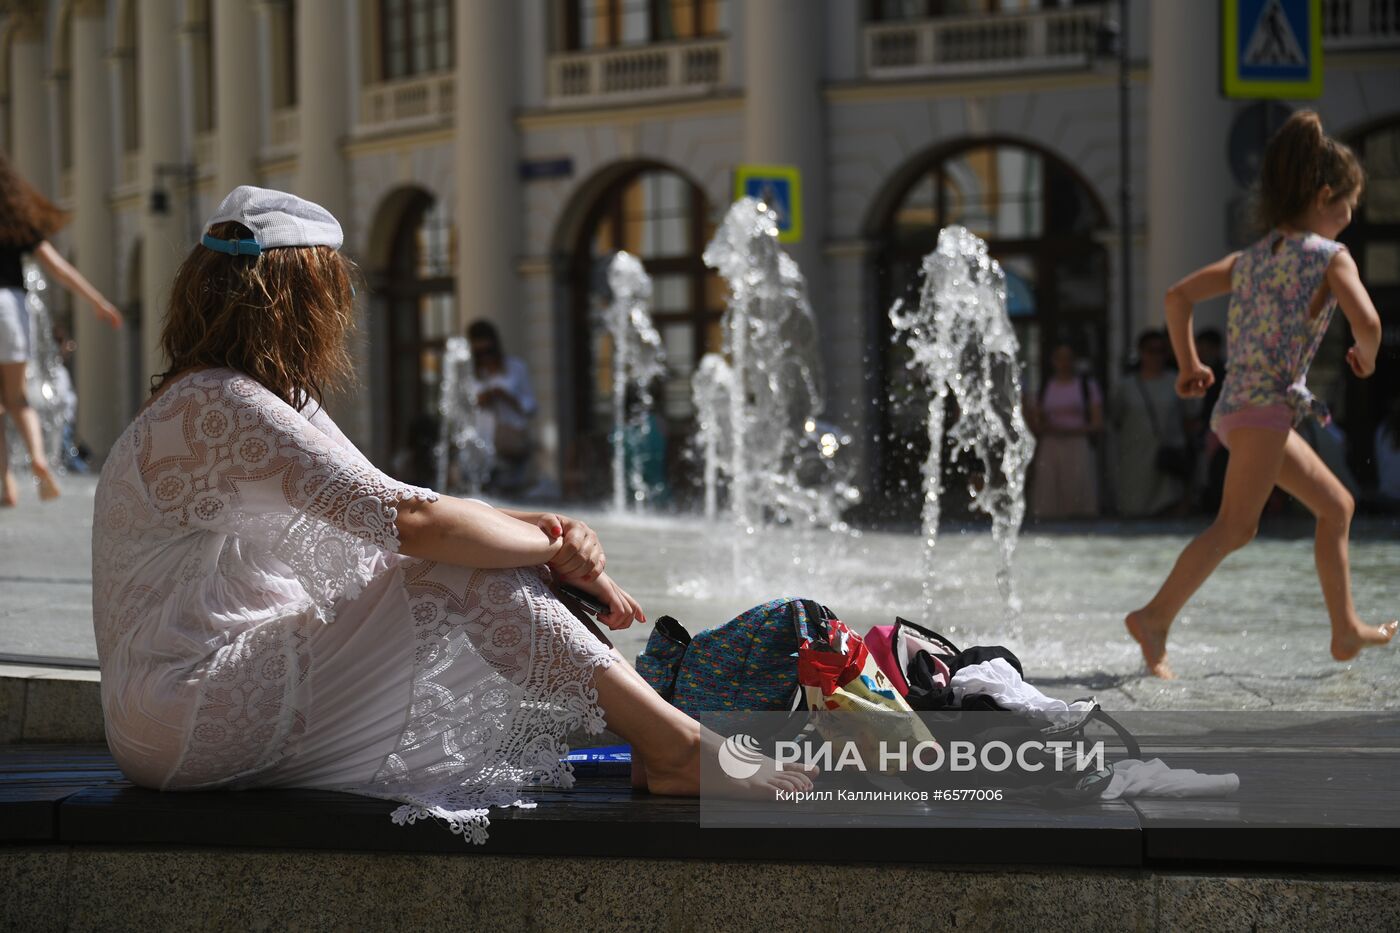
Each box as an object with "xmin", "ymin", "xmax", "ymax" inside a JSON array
[
  {"xmin": 603, "ymin": 251, "xmax": 666, "ymax": 513},
  {"xmin": 695, "ymin": 197, "xmax": 858, "ymax": 535},
  {"xmin": 889, "ymin": 226, "xmax": 1036, "ymax": 616},
  {"xmin": 434, "ymin": 336, "xmax": 493, "ymax": 496}
]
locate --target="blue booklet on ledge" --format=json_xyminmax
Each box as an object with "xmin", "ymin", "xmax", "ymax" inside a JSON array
[{"xmin": 561, "ymin": 745, "xmax": 632, "ymax": 777}]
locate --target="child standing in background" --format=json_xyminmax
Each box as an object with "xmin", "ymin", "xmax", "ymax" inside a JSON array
[{"xmin": 1126, "ymin": 111, "xmax": 1395, "ymax": 679}]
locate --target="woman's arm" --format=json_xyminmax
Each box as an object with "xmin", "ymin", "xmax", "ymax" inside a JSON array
[
  {"xmin": 396, "ymin": 497, "xmax": 637, "ymax": 625},
  {"xmin": 33, "ymin": 241, "xmax": 122, "ymax": 328},
  {"xmin": 497, "ymin": 506, "xmax": 605, "ymax": 581},
  {"xmin": 1327, "ymin": 250, "xmax": 1382, "ymax": 379},
  {"xmin": 395, "ymin": 496, "xmax": 565, "ymax": 569},
  {"xmin": 1165, "ymin": 252, "xmax": 1237, "ymax": 398}
]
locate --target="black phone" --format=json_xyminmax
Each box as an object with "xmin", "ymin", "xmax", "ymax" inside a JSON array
[{"xmin": 559, "ymin": 583, "xmax": 610, "ymax": 618}]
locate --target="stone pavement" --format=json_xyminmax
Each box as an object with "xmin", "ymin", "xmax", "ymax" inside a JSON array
[{"xmin": 0, "ymin": 474, "xmax": 99, "ymax": 663}]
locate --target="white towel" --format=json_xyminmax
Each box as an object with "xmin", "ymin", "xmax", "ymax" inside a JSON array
[
  {"xmin": 949, "ymin": 658, "xmax": 1096, "ymax": 718},
  {"xmin": 1102, "ymin": 758, "xmax": 1240, "ymax": 800}
]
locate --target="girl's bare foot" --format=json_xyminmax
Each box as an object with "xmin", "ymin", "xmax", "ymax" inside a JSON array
[
  {"xmin": 1125, "ymin": 609, "xmax": 1176, "ymax": 679},
  {"xmin": 1, "ymin": 470, "xmax": 16, "ymax": 506},
  {"xmin": 32, "ymin": 464, "xmax": 60, "ymax": 501},
  {"xmin": 641, "ymin": 730, "xmax": 818, "ymax": 800},
  {"xmin": 1332, "ymin": 620, "xmax": 1399, "ymax": 662}
]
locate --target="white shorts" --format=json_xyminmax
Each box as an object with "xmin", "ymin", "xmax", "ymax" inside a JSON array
[{"xmin": 0, "ymin": 287, "xmax": 30, "ymax": 364}]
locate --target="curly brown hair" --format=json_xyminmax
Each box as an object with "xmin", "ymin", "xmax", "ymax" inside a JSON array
[
  {"xmin": 152, "ymin": 222, "xmax": 358, "ymax": 409},
  {"xmin": 1255, "ymin": 110, "xmax": 1365, "ymax": 231},
  {"xmin": 0, "ymin": 151, "xmax": 68, "ymax": 247}
]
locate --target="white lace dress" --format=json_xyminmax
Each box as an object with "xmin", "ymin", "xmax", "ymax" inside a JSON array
[{"xmin": 91, "ymin": 368, "xmax": 613, "ymax": 843}]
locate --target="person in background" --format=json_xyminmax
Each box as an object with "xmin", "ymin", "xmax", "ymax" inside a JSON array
[
  {"xmin": 618, "ymin": 380, "xmax": 671, "ymax": 508},
  {"xmin": 1194, "ymin": 328, "xmax": 1229, "ymax": 513},
  {"xmin": 1374, "ymin": 397, "xmax": 1400, "ymax": 509},
  {"xmin": 1112, "ymin": 330, "xmax": 1192, "ymax": 517},
  {"xmin": 1029, "ymin": 341, "xmax": 1103, "ymax": 519},
  {"xmin": 0, "ymin": 153, "xmax": 122, "ymax": 505},
  {"xmin": 468, "ymin": 319, "xmax": 537, "ymax": 495}
]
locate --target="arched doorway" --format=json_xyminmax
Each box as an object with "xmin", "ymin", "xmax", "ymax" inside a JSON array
[
  {"xmin": 565, "ymin": 163, "xmax": 722, "ymax": 500},
  {"xmin": 870, "ymin": 139, "xmax": 1109, "ymax": 517},
  {"xmin": 371, "ymin": 187, "xmax": 455, "ymax": 486},
  {"xmin": 1340, "ymin": 119, "xmax": 1400, "ymax": 489}
]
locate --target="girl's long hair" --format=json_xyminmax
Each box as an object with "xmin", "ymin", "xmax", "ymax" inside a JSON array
[
  {"xmin": 152, "ymin": 222, "xmax": 358, "ymax": 409},
  {"xmin": 1255, "ymin": 110, "xmax": 1364, "ymax": 231},
  {"xmin": 0, "ymin": 152, "xmax": 68, "ymax": 247}
]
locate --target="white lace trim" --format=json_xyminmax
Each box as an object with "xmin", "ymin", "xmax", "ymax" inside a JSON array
[{"xmin": 357, "ymin": 564, "xmax": 615, "ymax": 844}]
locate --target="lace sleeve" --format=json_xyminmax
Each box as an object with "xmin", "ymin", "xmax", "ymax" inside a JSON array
[{"xmin": 138, "ymin": 369, "xmax": 438, "ymax": 618}]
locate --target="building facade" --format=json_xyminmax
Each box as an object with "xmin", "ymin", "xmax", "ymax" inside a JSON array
[{"xmin": 3, "ymin": 0, "xmax": 1398, "ymax": 514}]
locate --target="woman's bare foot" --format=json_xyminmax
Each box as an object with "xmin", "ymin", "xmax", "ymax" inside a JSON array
[
  {"xmin": 630, "ymin": 746, "xmax": 648, "ymax": 791},
  {"xmin": 641, "ymin": 730, "xmax": 818, "ymax": 800},
  {"xmin": 1, "ymin": 470, "xmax": 16, "ymax": 507},
  {"xmin": 1126, "ymin": 608, "xmax": 1176, "ymax": 679},
  {"xmin": 32, "ymin": 464, "xmax": 60, "ymax": 502},
  {"xmin": 1331, "ymin": 620, "xmax": 1399, "ymax": 662}
]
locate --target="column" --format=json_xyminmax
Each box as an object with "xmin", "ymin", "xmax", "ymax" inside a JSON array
[
  {"xmin": 139, "ymin": 0, "xmax": 184, "ymax": 389},
  {"xmin": 213, "ymin": 0, "xmax": 259, "ymax": 195},
  {"xmin": 295, "ymin": 0, "xmax": 349, "ymax": 219},
  {"xmin": 455, "ymin": 0, "xmax": 521, "ymax": 350},
  {"xmin": 743, "ymin": 0, "xmax": 826, "ymax": 304},
  {"xmin": 71, "ymin": 2, "xmax": 124, "ymax": 456},
  {"xmin": 8, "ymin": 17, "xmax": 52, "ymax": 197},
  {"xmin": 1146, "ymin": 0, "xmax": 1236, "ymax": 333}
]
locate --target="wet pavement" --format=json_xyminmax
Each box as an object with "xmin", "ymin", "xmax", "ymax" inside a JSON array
[{"xmin": 4, "ymin": 473, "xmax": 1399, "ymax": 710}]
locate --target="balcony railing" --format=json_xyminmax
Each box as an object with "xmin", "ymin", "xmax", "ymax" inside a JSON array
[
  {"xmin": 863, "ymin": 5, "xmax": 1106, "ymax": 80},
  {"xmin": 1323, "ymin": 0, "xmax": 1400, "ymax": 49},
  {"xmin": 547, "ymin": 37, "xmax": 728, "ymax": 107},
  {"xmin": 358, "ymin": 73, "xmax": 455, "ymax": 135},
  {"xmin": 269, "ymin": 107, "xmax": 300, "ymax": 150}
]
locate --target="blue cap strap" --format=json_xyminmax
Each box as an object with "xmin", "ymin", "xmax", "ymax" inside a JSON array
[{"xmin": 201, "ymin": 234, "xmax": 262, "ymax": 257}]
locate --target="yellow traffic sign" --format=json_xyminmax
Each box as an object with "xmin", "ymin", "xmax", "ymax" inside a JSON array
[
  {"xmin": 1223, "ymin": 0, "xmax": 1323, "ymax": 99},
  {"xmin": 734, "ymin": 164, "xmax": 802, "ymax": 244}
]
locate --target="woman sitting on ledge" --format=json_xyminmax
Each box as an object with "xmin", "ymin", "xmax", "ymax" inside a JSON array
[{"xmin": 91, "ymin": 187, "xmax": 812, "ymax": 842}]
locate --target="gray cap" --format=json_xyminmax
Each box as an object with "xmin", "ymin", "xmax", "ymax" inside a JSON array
[{"xmin": 201, "ymin": 185, "xmax": 343, "ymax": 257}]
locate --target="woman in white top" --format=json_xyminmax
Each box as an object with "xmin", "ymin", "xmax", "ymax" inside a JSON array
[{"xmin": 92, "ymin": 187, "xmax": 812, "ymax": 844}]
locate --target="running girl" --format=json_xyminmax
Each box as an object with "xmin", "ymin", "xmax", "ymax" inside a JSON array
[{"xmin": 1126, "ymin": 110, "xmax": 1395, "ymax": 679}]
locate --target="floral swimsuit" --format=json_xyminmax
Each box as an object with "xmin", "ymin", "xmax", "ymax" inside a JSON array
[{"xmin": 1212, "ymin": 229, "xmax": 1346, "ymax": 446}]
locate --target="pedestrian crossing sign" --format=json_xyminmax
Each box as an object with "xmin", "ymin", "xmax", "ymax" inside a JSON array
[
  {"xmin": 734, "ymin": 165, "xmax": 802, "ymax": 243},
  {"xmin": 1223, "ymin": 0, "xmax": 1323, "ymax": 99}
]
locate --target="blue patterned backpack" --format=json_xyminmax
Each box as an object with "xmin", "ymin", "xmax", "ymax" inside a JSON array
[{"xmin": 636, "ymin": 597, "xmax": 827, "ymax": 713}]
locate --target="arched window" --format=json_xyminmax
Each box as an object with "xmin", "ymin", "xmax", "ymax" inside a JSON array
[
  {"xmin": 873, "ymin": 139, "xmax": 1108, "ymax": 513},
  {"xmin": 567, "ymin": 165, "xmax": 722, "ymax": 497},
  {"xmin": 377, "ymin": 189, "xmax": 455, "ymax": 485},
  {"xmin": 1340, "ymin": 120, "xmax": 1400, "ymax": 487}
]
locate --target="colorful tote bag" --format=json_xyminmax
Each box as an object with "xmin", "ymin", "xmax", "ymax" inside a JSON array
[{"xmin": 636, "ymin": 597, "xmax": 823, "ymax": 713}]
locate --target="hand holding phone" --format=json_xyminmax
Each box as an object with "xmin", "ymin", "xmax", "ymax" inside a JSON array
[{"xmin": 559, "ymin": 582, "xmax": 610, "ymax": 617}]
